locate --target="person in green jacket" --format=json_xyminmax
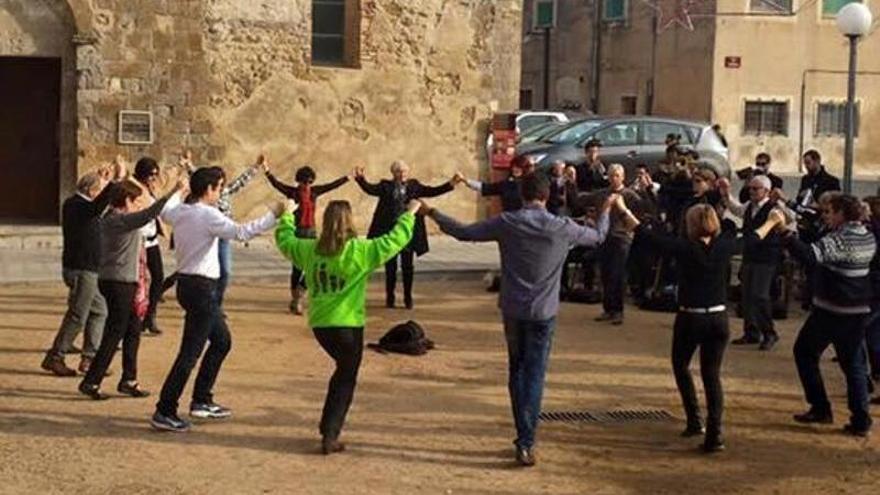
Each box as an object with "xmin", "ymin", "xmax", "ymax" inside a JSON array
[{"xmin": 275, "ymin": 198, "xmax": 420, "ymax": 455}]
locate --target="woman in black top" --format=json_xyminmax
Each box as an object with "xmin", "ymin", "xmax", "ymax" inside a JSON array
[
  {"xmin": 265, "ymin": 164, "xmax": 350, "ymax": 314},
  {"xmin": 620, "ymin": 200, "xmax": 784, "ymax": 453}
]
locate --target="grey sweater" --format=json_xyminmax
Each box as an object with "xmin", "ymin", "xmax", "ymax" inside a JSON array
[{"xmin": 99, "ymin": 195, "xmax": 172, "ymax": 283}]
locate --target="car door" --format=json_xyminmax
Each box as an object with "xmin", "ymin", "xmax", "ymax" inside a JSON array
[
  {"xmin": 587, "ymin": 121, "xmax": 640, "ymax": 172},
  {"xmin": 640, "ymin": 120, "xmax": 689, "ymax": 170}
]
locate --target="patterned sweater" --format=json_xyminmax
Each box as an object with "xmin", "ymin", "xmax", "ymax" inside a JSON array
[{"xmin": 787, "ymin": 221, "xmax": 876, "ymax": 314}]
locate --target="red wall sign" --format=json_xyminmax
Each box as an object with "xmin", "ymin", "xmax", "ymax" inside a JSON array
[{"xmin": 724, "ymin": 56, "xmax": 741, "ymax": 69}]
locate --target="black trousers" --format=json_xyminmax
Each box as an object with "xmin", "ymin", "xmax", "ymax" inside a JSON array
[
  {"xmin": 83, "ymin": 281, "xmax": 141, "ymax": 386},
  {"xmin": 672, "ymin": 311, "xmax": 729, "ymax": 435},
  {"xmin": 741, "ymin": 262, "xmax": 776, "ymax": 340},
  {"xmin": 156, "ymin": 275, "xmax": 231, "ymax": 416},
  {"xmin": 313, "ymin": 327, "xmax": 364, "ymax": 440},
  {"xmin": 794, "ymin": 307, "xmax": 872, "ymax": 429},
  {"xmin": 145, "ymin": 245, "xmax": 163, "ymax": 329},
  {"xmin": 600, "ymin": 238, "xmax": 631, "ymax": 315},
  {"xmin": 385, "ymin": 249, "xmax": 415, "ymax": 306},
  {"xmin": 289, "ymin": 228, "xmax": 316, "ymax": 294}
]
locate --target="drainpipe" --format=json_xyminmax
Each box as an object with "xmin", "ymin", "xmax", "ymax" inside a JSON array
[{"xmin": 590, "ymin": 0, "xmax": 602, "ymax": 113}]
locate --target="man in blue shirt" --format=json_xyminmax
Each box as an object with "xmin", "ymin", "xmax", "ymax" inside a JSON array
[{"xmin": 421, "ymin": 173, "xmax": 611, "ymax": 467}]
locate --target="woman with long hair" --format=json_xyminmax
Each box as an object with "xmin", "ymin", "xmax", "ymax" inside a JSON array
[
  {"xmin": 79, "ymin": 178, "xmax": 185, "ymax": 400},
  {"xmin": 275, "ymin": 198, "xmax": 420, "ymax": 454},
  {"xmin": 620, "ymin": 200, "xmax": 783, "ymax": 453}
]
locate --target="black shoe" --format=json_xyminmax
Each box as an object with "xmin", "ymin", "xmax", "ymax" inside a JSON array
[
  {"xmin": 78, "ymin": 382, "xmax": 109, "ymax": 401},
  {"xmin": 681, "ymin": 424, "xmax": 706, "ymax": 438},
  {"xmin": 759, "ymin": 334, "xmax": 779, "ymax": 351},
  {"xmin": 702, "ymin": 435, "xmax": 725, "ymax": 453},
  {"xmin": 731, "ymin": 336, "xmax": 760, "ymax": 345},
  {"xmin": 515, "ymin": 446, "xmax": 536, "ymax": 467},
  {"xmin": 150, "ymin": 411, "xmax": 191, "ymax": 432},
  {"xmin": 321, "ymin": 437, "xmax": 346, "ymax": 455},
  {"xmin": 190, "ymin": 402, "xmax": 233, "ymax": 419},
  {"xmin": 793, "ymin": 409, "xmax": 833, "ymax": 424},
  {"xmin": 843, "ymin": 423, "xmax": 871, "ymax": 438},
  {"xmin": 871, "ymin": 396, "xmax": 880, "ymax": 405},
  {"xmin": 610, "ymin": 313, "xmax": 624, "ymax": 326},
  {"xmin": 404, "ymin": 299, "xmax": 414, "ymax": 310},
  {"xmin": 117, "ymin": 381, "xmax": 150, "ymax": 398}
]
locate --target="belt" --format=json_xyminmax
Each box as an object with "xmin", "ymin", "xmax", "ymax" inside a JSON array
[{"xmin": 679, "ymin": 305, "xmax": 726, "ymax": 314}]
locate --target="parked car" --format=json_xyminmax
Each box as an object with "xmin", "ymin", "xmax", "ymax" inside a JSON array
[
  {"xmin": 487, "ymin": 110, "xmax": 588, "ymax": 163},
  {"xmin": 517, "ymin": 116, "xmax": 730, "ymax": 179},
  {"xmin": 517, "ymin": 120, "xmax": 568, "ymax": 145}
]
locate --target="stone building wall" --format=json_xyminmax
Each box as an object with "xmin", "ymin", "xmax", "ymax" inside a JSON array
[{"xmin": 0, "ymin": 0, "xmax": 522, "ymax": 227}]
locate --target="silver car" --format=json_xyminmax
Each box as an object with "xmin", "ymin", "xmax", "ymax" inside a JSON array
[{"xmin": 517, "ymin": 116, "xmax": 730, "ymax": 179}]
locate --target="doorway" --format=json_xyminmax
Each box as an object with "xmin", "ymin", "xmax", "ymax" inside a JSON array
[{"xmin": 0, "ymin": 57, "xmax": 62, "ymax": 224}]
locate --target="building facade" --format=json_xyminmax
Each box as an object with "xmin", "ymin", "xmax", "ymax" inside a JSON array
[
  {"xmin": 0, "ymin": 0, "xmax": 522, "ymax": 226},
  {"xmin": 521, "ymin": 0, "xmax": 880, "ymax": 176}
]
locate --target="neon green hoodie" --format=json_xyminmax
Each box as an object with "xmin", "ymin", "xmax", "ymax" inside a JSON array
[{"xmin": 275, "ymin": 211, "xmax": 415, "ymax": 328}]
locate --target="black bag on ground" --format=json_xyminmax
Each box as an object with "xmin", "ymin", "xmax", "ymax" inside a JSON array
[{"xmin": 368, "ymin": 320, "xmax": 435, "ymax": 356}]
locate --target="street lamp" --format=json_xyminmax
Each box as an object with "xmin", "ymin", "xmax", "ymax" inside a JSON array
[{"xmin": 836, "ymin": 3, "xmax": 873, "ymax": 194}]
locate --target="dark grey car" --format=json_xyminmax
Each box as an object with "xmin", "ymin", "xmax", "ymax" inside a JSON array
[{"xmin": 517, "ymin": 116, "xmax": 730, "ymax": 179}]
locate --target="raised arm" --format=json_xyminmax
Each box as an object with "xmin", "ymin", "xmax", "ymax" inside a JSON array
[
  {"xmin": 208, "ymin": 206, "xmax": 280, "ymax": 242},
  {"xmin": 568, "ymin": 210, "xmax": 609, "ymax": 247},
  {"xmin": 225, "ymin": 164, "xmax": 260, "ymax": 196},
  {"xmin": 364, "ymin": 207, "xmax": 418, "ymax": 270},
  {"xmin": 275, "ymin": 210, "xmax": 307, "ymax": 267},
  {"xmin": 116, "ymin": 190, "xmax": 179, "ymax": 231},
  {"xmin": 265, "ymin": 171, "xmax": 299, "ymax": 199},
  {"xmin": 427, "ymin": 208, "xmax": 501, "ymax": 242},
  {"xmin": 354, "ymin": 175, "xmax": 383, "ymax": 196},
  {"xmin": 413, "ymin": 179, "xmax": 455, "ymax": 199},
  {"xmin": 313, "ymin": 176, "xmax": 350, "ymax": 197}
]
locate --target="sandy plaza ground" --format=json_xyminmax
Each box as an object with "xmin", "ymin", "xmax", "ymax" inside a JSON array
[{"xmin": 0, "ymin": 277, "xmax": 878, "ymax": 495}]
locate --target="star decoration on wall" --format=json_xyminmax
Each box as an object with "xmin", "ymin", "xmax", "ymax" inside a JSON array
[{"xmin": 641, "ymin": 0, "xmax": 703, "ymax": 33}]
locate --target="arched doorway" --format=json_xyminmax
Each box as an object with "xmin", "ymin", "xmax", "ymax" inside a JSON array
[{"xmin": 0, "ymin": 0, "xmax": 78, "ymax": 224}]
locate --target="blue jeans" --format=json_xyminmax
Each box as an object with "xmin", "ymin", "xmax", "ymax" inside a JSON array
[
  {"xmin": 157, "ymin": 275, "xmax": 231, "ymax": 416},
  {"xmin": 503, "ymin": 316, "xmax": 556, "ymax": 449},
  {"xmin": 216, "ymin": 239, "xmax": 232, "ymax": 307},
  {"xmin": 794, "ymin": 307, "xmax": 872, "ymax": 430},
  {"xmin": 866, "ymin": 307, "xmax": 880, "ymax": 378}
]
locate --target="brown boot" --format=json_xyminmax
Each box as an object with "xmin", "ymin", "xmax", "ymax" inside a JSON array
[{"xmin": 41, "ymin": 353, "xmax": 77, "ymax": 377}]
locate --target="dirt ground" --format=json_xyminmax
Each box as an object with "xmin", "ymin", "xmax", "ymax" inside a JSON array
[{"xmin": 0, "ymin": 278, "xmax": 877, "ymax": 495}]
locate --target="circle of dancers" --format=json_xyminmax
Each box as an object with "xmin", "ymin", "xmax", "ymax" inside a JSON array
[{"xmin": 39, "ymin": 141, "xmax": 880, "ymax": 467}]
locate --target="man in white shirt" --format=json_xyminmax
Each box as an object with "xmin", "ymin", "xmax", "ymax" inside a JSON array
[{"xmin": 150, "ymin": 166, "xmax": 286, "ymax": 432}]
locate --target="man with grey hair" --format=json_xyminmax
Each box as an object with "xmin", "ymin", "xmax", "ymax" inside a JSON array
[
  {"xmin": 595, "ymin": 163, "xmax": 641, "ymax": 326},
  {"xmin": 41, "ymin": 164, "xmax": 122, "ymax": 376},
  {"xmin": 719, "ymin": 174, "xmax": 789, "ymax": 351},
  {"xmin": 355, "ymin": 160, "xmax": 458, "ymax": 309}
]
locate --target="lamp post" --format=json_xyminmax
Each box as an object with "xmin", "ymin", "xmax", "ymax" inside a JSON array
[{"xmin": 836, "ymin": 3, "xmax": 873, "ymax": 194}]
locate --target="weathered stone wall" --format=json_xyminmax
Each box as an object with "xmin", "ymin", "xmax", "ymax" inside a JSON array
[
  {"xmin": 203, "ymin": 0, "xmax": 522, "ymax": 226},
  {"xmin": 1, "ymin": 0, "xmax": 521, "ymax": 227}
]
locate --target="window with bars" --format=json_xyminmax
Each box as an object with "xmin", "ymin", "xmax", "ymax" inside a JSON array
[
  {"xmin": 749, "ymin": 0, "xmax": 793, "ymax": 12},
  {"xmin": 815, "ymin": 102, "xmax": 860, "ymax": 136},
  {"xmin": 744, "ymin": 101, "xmax": 789, "ymax": 136},
  {"xmin": 604, "ymin": 0, "xmax": 627, "ymax": 21},
  {"xmin": 822, "ymin": 0, "xmax": 859, "ymax": 17},
  {"xmin": 312, "ymin": 0, "xmax": 360, "ymax": 67}
]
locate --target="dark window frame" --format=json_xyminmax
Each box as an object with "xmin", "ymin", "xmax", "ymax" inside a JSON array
[
  {"xmin": 744, "ymin": 100, "xmax": 789, "ymax": 136},
  {"xmin": 815, "ymin": 101, "xmax": 861, "ymax": 137},
  {"xmin": 311, "ymin": 0, "xmax": 361, "ymax": 68}
]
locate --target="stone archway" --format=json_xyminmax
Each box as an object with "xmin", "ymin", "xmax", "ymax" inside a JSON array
[{"xmin": 0, "ymin": 0, "xmax": 82, "ymax": 223}]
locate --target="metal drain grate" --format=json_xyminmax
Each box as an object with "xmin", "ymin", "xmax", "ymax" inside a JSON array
[{"xmin": 539, "ymin": 409, "xmax": 674, "ymax": 424}]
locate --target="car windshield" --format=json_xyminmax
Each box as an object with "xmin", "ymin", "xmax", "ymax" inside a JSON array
[
  {"xmin": 544, "ymin": 120, "xmax": 603, "ymax": 144},
  {"xmin": 519, "ymin": 121, "xmax": 565, "ymax": 143}
]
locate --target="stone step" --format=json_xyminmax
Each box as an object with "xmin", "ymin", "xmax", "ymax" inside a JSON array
[{"xmin": 0, "ymin": 225, "xmax": 63, "ymax": 250}]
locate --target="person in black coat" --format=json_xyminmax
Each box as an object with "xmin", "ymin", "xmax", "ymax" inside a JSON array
[
  {"xmin": 355, "ymin": 161, "xmax": 457, "ymax": 309},
  {"xmin": 735, "ymin": 152, "xmax": 784, "ymax": 204}
]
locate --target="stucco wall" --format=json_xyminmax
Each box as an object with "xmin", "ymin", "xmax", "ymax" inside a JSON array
[
  {"xmin": 1, "ymin": 0, "xmax": 522, "ymax": 227},
  {"xmin": 711, "ymin": 0, "xmax": 880, "ymax": 176}
]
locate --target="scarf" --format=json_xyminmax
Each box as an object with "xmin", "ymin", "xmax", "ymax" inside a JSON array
[
  {"xmin": 298, "ymin": 184, "xmax": 315, "ymax": 229},
  {"xmin": 133, "ymin": 248, "xmax": 149, "ymax": 321}
]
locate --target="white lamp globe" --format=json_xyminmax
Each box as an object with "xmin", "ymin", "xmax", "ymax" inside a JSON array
[{"xmin": 836, "ymin": 3, "xmax": 873, "ymax": 37}]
